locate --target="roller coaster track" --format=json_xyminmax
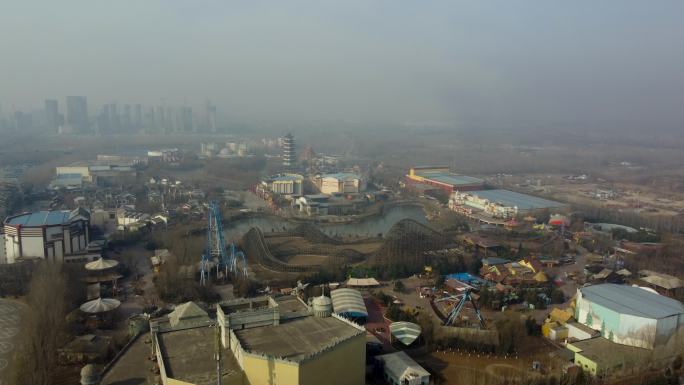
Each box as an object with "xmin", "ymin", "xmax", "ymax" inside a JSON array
[
  {"xmin": 372, "ymin": 219, "xmax": 448, "ymax": 266},
  {"xmin": 242, "ymin": 218, "xmax": 447, "ymax": 273},
  {"xmin": 242, "ymin": 227, "xmax": 346, "ymax": 272}
]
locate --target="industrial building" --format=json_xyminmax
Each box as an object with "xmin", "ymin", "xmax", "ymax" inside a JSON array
[
  {"xmin": 567, "ymin": 337, "xmax": 652, "ymax": 377},
  {"xmin": 55, "ymin": 159, "xmax": 138, "ymax": 187},
  {"xmin": 575, "ymin": 284, "xmax": 684, "ymax": 350},
  {"xmin": 259, "ymin": 173, "xmax": 305, "ymax": 197},
  {"xmin": 449, "ymin": 189, "xmax": 566, "ymax": 220},
  {"xmin": 150, "ymin": 295, "xmax": 366, "ymax": 385},
  {"xmin": 2, "ymin": 208, "xmax": 95, "ymax": 263},
  {"xmin": 315, "ymin": 173, "xmax": 365, "ymax": 194},
  {"xmin": 405, "ymin": 166, "xmax": 485, "ymax": 194}
]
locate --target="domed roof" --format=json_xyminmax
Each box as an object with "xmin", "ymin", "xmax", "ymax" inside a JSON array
[
  {"xmin": 81, "ymin": 364, "xmax": 98, "ymax": 377},
  {"xmin": 313, "ymin": 295, "xmax": 332, "ymax": 306},
  {"xmin": 80, "ymin": 364, "xmax": 101, "ymax": 384}
]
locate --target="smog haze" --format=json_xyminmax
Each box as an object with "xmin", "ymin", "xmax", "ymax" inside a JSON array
[{"xmin": 2, "ymin": 0, "xmax": 683, "ymax": 131}]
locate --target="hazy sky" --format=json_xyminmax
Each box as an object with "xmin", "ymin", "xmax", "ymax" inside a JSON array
[{"xmin": 1, "ymin": 1, "xmax": 683, "ymax": 130}]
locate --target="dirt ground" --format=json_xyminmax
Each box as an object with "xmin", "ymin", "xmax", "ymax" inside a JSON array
[
  {"xmin": 418, "ymin": 348, "xmax": 562, "ymax": 385},
  {"xmin": 285, "ymin": 254, "xmax": 331, "ymax": 265},
  {"xmin": 499, "ymin": 173, "xmax": 684, "ymax": 217}
]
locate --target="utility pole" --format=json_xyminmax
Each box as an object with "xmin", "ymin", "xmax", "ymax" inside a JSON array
[{"xmin": 215, "ymin": 324, "xmax": 222, "ymax": 385}]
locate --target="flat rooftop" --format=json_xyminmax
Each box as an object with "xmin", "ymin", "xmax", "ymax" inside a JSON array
[
  {"xmin": 158, "ymin": 326, "xmax": 241, "ymax": 385},
  {"xmin": 270, "ymin": 174, "xmax": 304, "ymax": 182},
  {"xmin": 581, "ymin": 284, "xmax": 684, "ymax": 319},
  {"xmin": 570, "ymin": 337, "xmax": 651, "ymax": 369},
  {"xmin": 5, "ymin": 211, "xmax": 70, "ymax": 226},
  {"xmin": 275, "ymin": 295, "xmax": 309, "ymax": 314},
  {"xmin": 417, "ymin": 171, "xmax": 484, "ymax": 186},
  {"xmin": 468, "ymin": 189, "xmax": 565, "ymax": 210},
  {"xmin": 234, "ymin": 316, "xmax": 363, "ymax": 362},
  {"xmin": 102, "ymin": 333, "xmax": 153, "ymax": 385}
]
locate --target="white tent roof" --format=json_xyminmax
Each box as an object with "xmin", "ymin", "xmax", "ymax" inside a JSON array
[
  {"xmin": 85, "ymin": 258, "xmax": 119, "ymax": 271},
  {"xmin": 346, "ymin": 277, "xmax": 380, "ymax": 287},
  {"xmin": 80, "ymin": 298, "xmax": 121, "ymax": 313},
  {"xmin": 330, "ymin": 288, "xmax": 368, "ymax": 318},
  {"xmin": 389, "ymin": 322, "xmax": 422, "ymax": 346}
]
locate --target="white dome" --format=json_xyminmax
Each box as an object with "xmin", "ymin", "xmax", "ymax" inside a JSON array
[{"xmin": 312, "ymin": 295, "xmax": 332, "ymax": 318}]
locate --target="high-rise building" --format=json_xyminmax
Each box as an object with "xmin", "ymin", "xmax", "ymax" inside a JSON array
[
  {"xmin": 108, "ymin": 103, "xmax": 120, "ymax": 133},
  {"xmin": 66, "ymin": 96, "xmax": 88, "ymax": 133},
  {"xmin": 13, "ymin": 111, "xmax": 32, "ymax": 131},
  {"xmin": 282, "ymin": 133, "xmax": 296, "ymax": 167},
  {"xmin": 134, "ymin": 104, "xmax": 142, "ymax": 130},
  {"xmin": 123, "ymin": 104, "xmax": 132, "ymax": 132},
  {"xmin": 45, "ymin": 99, "xmax": 59, "ymax": 132},
  {"xmin": 155, "ymin": 106, "xmax": 165, "ymax": 132},
  {"xmin": 206, "ymin": 101, "xmax": 217, "ymax": 133},
  {"xmin": 182, "ymin": 106, "xmax": 193, "ymax": 132}
]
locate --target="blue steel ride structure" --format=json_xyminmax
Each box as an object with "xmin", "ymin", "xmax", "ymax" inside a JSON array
[
  {"xmin": 435, "ymin": 288, "xmax": 486, "ymax": 328},
  {"xmin": 200, "ymin": 201, "xmax": 248, "ymax": 285}
]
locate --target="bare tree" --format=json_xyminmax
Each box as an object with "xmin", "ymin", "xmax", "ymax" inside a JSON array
[{"xmin": 11, "ymin": 262, "xmax": 70, "ymax": 385}]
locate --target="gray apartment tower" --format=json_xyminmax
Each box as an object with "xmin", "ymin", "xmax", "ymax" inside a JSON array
[
  {"xmin": 66, "ymin": 96, "xmax": 88, "ymax": 133},
  {"xmin": 45, "ymin": 99, "xmax": 59, "ymax": 132}
]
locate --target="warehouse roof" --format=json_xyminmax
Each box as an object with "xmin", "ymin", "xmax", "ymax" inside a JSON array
[
  {"xmin": 376, "ymin": 351, "xmax": 430, "ymax": 381},
  {"xmin": 569, "ymin": 337, "xmax": 651, "ymax": 371},
  {"xmin": 234, "ymin": 315, "xmax": 363, "ymax": 362},
  {"xmin": 269, "ymin": 173, "xmax": 304, "ymax": 182},
  {"xmin": 5, "ymin": 208, "xmax": 89, "ymax": 227},
  {"xmin": 639, "ymin": 272, "xmax": 684, "ymax": 290},
  {"xmin": 580, "ymin": 284, "xmax": 684, "ymax": 319},
  {"xmin": 417, "ymin": 171, "xmax": 484, "ymax": 186},
  {"xmin": 467, "ymin": 189, "xmax": 566, "ymax": 210},
  {"xmin": 6, "ymin": 211, "xmax": 70, "ymax": 226},
  {"xmin": 330, "ymin": 288, "xmax": 368, "ymax": 319}
]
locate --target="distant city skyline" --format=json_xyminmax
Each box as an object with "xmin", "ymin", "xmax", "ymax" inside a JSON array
[
  {"xmin": 0, "ymin": 96, "xmax": 220, "ymax": 134},
  {"xmin": 1, "ymin": 1, "xmax": 683, "ymax": 132}
]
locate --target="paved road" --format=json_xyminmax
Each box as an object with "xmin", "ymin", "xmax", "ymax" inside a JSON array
[{"xmin": 0, "ymin": 299, "xmax": 24, "ymax": 385}]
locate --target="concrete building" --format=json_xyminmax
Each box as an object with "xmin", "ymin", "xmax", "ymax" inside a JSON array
[
  {"xmin": 567, "ymin": 337, "xmax": 652, "ymax": 377},
  {"xmin": 45, "ymin": 99, "xmax": 60, "ymax": 132},
  {"xmin": 3, "ymin": 208, "xmax": 91, "ymax": 263},
  {"xmin": 55, "ymin": 160, "xmax": 138, "ymax": 187},
  {"xmin": 66, "ymin": 96, "xmax": 88, "ymax": 133},
  {"xmin": 260, "ymin": 174, "xmax": 304, "ymax": 196},
  {"xmin": 315, "ymin": 173, "xmax": 365, "ymax": 194},
  {"xmin": 575, "ymin": 284, "xmax": 684, "ymax": 350},
  {"xmin": 150, "ymin": 295, "xmax": 366, "ymax": 385},
  {"xmin": 0, "ymin": 228, "xmax": 5, "ymax": 264},
  {"xmin": 449, "ymin": 189, "xmax": 566, "ymax": 220},
  {"xmin": 635, "ymin": 270, "xmax": 684, "ymax": 299},
  {"xmin": 376, "ymin": 351, "xmax": 430, "ymax": 385},
  {"xmin": 406, "ymin": 166, "xmax": 485, "ymax": 194}
]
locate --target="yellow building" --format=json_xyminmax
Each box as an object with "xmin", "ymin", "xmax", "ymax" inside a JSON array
[
  {"xmin": 151, "ymin": 296, "xmax": 366, "ymax": 385},
  {"xmin": 568, "ymin": 337, "xmax": 651, "ymax": 376},
  {"xmin": 227, "ymin": 316, "xmax": 366, "ymax": 385}
]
